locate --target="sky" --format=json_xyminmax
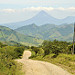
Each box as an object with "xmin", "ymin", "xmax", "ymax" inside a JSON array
[{"xmin": 0, "ymin": 0, "xmax": 75, "ymax": 24}]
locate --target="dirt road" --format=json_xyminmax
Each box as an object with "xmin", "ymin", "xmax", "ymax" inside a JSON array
[{"xmin": 16, "ymin": 50, "xmax": 72, "ymax": 75}]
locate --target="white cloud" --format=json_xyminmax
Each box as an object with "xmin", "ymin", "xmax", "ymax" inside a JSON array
[
  {"xmin": 0, "ymin": 9, "xmax": 16, "ymax": 13},
  {"xmin": 56, "ymin": 7, "xmax": 65, "ymax": 10},
  {"xmin": 68, "ymin": 7, "xmax": 75, "ymax": 10},
  {"xmin": 22, "ymin": 7, "xmax": 54, "ymax": 11},
  {"xmin": 0, "ymin": 7, "xmax": 75, "ymax": 13},
  {"xmin": 22, "ymin": 7, "xmax": 75, "ymax": 12}
]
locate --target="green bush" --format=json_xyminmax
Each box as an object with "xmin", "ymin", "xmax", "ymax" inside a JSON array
[
  {"xmin": 29, "ymin": 51, "xmax": 36, "ymax": 58},
  {"xmin": 37, "ymin": 48, "xmax": 44, "ymax": 56},
  {"xmin": 42, "ymin": 40, "xmax": 70, "ymax": 56},
  {"xmin": 14, "ymin": 46, "xmax": 25, "ymax": 58},
  {"xmin": 31, "ymin": 46, "xmax": 44, "ymax": 56},
  {"xmin": 68, "ymin": 44, "xmax": 75, "ymax": 54},
  {"xmin": 0, "ymin": 42, "xmax": 25, "ymax": 75}
]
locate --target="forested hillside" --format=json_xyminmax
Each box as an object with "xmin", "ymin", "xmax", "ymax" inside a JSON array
[
  {"xmin": 0, "ymin": 26, "xmax": 43, "ymax": 46},
  {"xmin": 15, "ymin": 23, "xmax": 73, "ymax": 41}
]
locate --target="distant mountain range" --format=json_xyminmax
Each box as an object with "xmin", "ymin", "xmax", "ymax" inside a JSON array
[
  {"xmin": 0, "ymin": 26, "xmax": 43, "ymax": 46},
  {"xmin": 0, "ymin": 10, "xmax": 74, "ymax": 42},
  {"xmin": 2, "ymin": 10, "xmax": 75, "ymax": 29},
  {"xmin": 15, "ymin": 23, "xmax": 74, "ymax": 41}
]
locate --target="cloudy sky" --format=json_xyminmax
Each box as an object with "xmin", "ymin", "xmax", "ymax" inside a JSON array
[{"xmin": 0, "ymin": 0, "xmax": 75, "ymax": 24}]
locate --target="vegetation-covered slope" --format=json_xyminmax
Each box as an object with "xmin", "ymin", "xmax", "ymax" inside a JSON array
[
  {"xmin": 15, "ymin": 23, "xmax": 73, "ymax": 41},
  {"xmin": 0, "ymin": 42, "xmax": 25, "ymax": 75},
  {"xmin": 0, "ymin": 26, "xmax": 43, "ymax": 46}
]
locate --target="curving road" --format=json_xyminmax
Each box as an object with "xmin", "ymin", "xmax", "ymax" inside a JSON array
[{"xmin": 16, "ymin": 50, "xmax": 72, "ymax": 75}]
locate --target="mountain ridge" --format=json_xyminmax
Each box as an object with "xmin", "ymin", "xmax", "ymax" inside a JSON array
[
  {"xmin": 15, "ymin": 23, "xmax": 73, "ymax": 41},
  {"xmin": 0, "ymin": 26, "xmax": 43, "ymax": 46},
  {"xmin": 2, "ymin": 10, "xmax": 75, "ymax": 29}
]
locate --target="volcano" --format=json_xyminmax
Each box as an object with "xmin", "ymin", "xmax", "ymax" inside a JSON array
[{"xmin": 3, "ymin": 10, "xmax": 75, "ymax": 29}]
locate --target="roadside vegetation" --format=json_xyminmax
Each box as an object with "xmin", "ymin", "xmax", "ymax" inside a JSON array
[
  {"xmin": 30, "ymin": 40, "xmax": 75, "ymax": 75},
  {"xmin": 0, "ymin": 41, "xmax": 29, "ymax": 75},
  {"xmin": 0, "ymin": 39, "xmax": 75, "ymax": 75}
]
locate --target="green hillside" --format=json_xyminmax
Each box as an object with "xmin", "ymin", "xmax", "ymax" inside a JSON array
[
  {"xmin": 15, "ymin": 24, "xmax": 73, "ymax": 42},
  {"xmin": 0, "ymin": 26, "xmax": 43, "ymax": 46}
]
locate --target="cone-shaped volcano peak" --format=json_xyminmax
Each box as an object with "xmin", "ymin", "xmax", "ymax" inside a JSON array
[
  {"xmin": 36, "ymin": 10, "xmax": 50, "ymax": 17},
  {"xmin": 38, "ymin": 10, "xmax": 48, "ymax": 14}
]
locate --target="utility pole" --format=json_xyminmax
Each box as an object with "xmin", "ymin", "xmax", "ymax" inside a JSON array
[{"xmin": 73, "ymin": 23, "xmax": 75, "ymax": 55}]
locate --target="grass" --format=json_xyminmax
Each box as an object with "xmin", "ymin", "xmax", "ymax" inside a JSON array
[{"xmin": 31, "ymin": 54, "xmax": 75, "ymax": 75}]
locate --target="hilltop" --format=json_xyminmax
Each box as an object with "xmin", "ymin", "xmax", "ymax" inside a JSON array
[{"xmin": 0, "ymin": 26, "xmax": 43, "ymax": 46}]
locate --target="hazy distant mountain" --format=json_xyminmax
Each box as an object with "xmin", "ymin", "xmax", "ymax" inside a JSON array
[
  {"xmin": 3, "ymin": 10, "xmax": 75, "ymax": 29},
  {"xmin": 15, "ymin": 23, "xmax": 73, "ymax": 41},
  {"xmin": 0, "ymin": 26, "xmax": 43, "ymax": 46},
  {"xmin": 62, "ymin": 16, "xmax": 75, "ymax": 24}
]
